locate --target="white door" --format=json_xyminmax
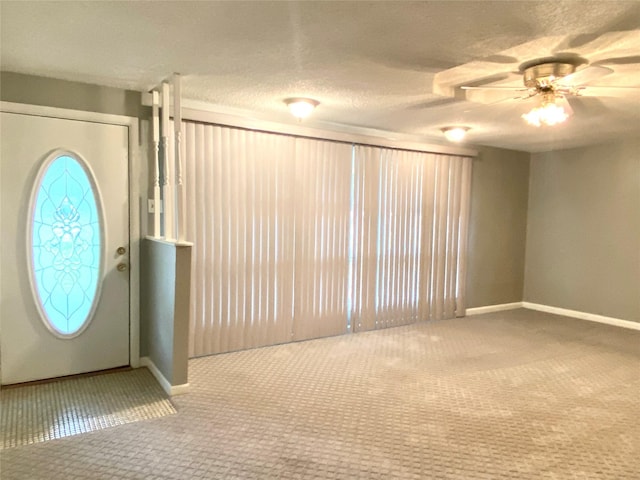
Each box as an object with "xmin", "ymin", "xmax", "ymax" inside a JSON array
[{"xmin": 1, "ymin": 112, "xmax": 130, "ymax": 385}]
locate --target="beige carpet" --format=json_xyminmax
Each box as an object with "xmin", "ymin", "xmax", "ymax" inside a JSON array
[{"xmin": 1, "ymin": 309, "xmax": 638, "ymax": 479}]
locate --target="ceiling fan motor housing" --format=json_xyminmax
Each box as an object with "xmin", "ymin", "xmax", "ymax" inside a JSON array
[{"xmin": 523, "ymin": 62, "xmax": 577, "ymax": 89}]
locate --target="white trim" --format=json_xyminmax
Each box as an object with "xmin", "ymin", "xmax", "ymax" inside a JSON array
[
  {"xmin": 128, "ymin": 115, "xmax": 141, "ymax": 368},
  {"xmin": 1, "ymin": 101, "xmax": 137, "ymax": 128},
  {"xmin": 465, "ymin": 300, "xmax": 640, "ymax": 330},
  {"xmin": 1, "ymin": 101, "xmax": 142, "ymax": 368},
  {"xmin": 522, "ymin": 302, "xmax": 640, "ymax": 330},
  {"xmin": 140, "ymin": 357, "xmax": 190, "ymax": 396},
  {"xmin": 151, "ymin": 91, "xmax": 161, "ymax": 238},
  {"xmin": 466, "ymin": 302, "xmax": 524, "ymax": 315},
  {"xmin": 182, "ymin": 105, "xmax": 477, "ymax": 157},
  {"xmin": 145, "ymin": 235, "xmax": 194, "ymax": 247},
  {"xmin": 141, "ymin": 94, "xmax": 476, "ymax": 157}
]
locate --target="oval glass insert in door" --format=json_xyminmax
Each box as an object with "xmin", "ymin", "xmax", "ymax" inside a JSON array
[{"xmin": 28, "ymin": 151, "xmax": 104, "ymax": 337}]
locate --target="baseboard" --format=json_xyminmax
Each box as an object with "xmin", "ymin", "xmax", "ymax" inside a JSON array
[
  {"xmin": 466, "ymin": 302, "xmax": 523, "ymax": 315},
  {"xmin": 522, "ymin": 302, "xmax": 640, "ymax": 331},
  {"xmin": 139, "ymin": 356, "xmax": 190, "ymax": 396}
]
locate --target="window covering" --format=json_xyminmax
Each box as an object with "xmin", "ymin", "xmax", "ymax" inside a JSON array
[{"xmin": 181, "ymin": 121, "xmax": 472, "ymax": 356}]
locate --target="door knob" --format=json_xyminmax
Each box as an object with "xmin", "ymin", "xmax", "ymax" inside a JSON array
[
  {"xmin": 117, "ymin": 263, "xmax": 128, "ymax": 272},
  {"xmin": 117, "ymin": 246, "xmax": 126, "ymax": 255}
]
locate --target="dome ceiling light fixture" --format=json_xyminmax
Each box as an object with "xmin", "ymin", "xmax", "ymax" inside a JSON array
[
  {"xmin": 284, "ymin": 98, "xmax": 319, "ymax": 120},
  {"xmin": 441, "ymin": 126, "xmax": 470, "ymax": 142}
]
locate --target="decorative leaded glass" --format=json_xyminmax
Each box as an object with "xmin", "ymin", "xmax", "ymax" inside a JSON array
[{"xmin": 30, "ymin": 154, "xmax": 102, "ymax": 336}]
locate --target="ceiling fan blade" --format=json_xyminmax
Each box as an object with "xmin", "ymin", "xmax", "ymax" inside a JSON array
[
  {"xmin": 558, "ymin": 65, "xmax": 613, "ymax": 86},
  {"xmin": 461, "ymin": 93, "xmax": 535, "ymax": 115},
  {"xmin": 558, "ymin": 95, "xmax": 574, "ymax": 116},
  {"xmin": 593, "ymin": 55, "xmax": 640, "ymax": 66},
  {"xmin": 576, "ymin": 85, "xmax": 640, "ymax": 98},
  {"xmin": 486, "ymin": 92, "xmax": 533, "ymax": 104},
  {"xmin": 564, "ymin": 96, "xmax": 610, "ymax": 116},
  {"xmin": 576, "ymin": 85, "xmax": 640, "ymax": 90},
  {"xmin": 555, "ymin": 86, "xmax": 576, "ymax": 95},
  {"xmin": 407, "ymin": 97, "xmax": 460, "ymax": 111},
  {"xmin": 461, "ymin": 86, "xmax": 526, "ymax": 91},
  {"xmin": 463, "ymin": 88, "xmax": 532, "ymax": 104}
]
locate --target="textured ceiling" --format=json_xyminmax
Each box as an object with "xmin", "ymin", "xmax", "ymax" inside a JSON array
[{"xmin": 1, "ymin": 1, "xmax": 639, "ymax": 152}]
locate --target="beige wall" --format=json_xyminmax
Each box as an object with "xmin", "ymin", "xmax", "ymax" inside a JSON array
[
  {"xmin": 140, "ymin": 239, "xmax": 191, "ymax": 386},
  {"xmin": 465, "ymin": 146, "xmax": 530, "ymax": 308},
  {"xmin": 524, "ymin": 139, "xmax": 640, "ymax": 322},
  {"xmin": 1, "ymin": 71, "xmax": 148, "ymax": 118}
]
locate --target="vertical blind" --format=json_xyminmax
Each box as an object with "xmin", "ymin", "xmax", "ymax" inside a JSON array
[
  {"xmin": 182, "ymin": 121, "xmax": 472, "ymax": 357},
  {"xmin": 184, "ymin": 123, "xmax": 296, "ymax": 356},
  {"xmin": 425, "ymin": 154, "xmax": 472, "ymax": 321},
  {"xmin": 351, "ymin": 146, "xmax": 426, "ymax": 332},
  {"xmin": 351, "ymin": 147, "xmax": 472, "ymax": 333},
  {"xmin": 292, "ymin": 139, "xmax": 353, "ymax": 341}
]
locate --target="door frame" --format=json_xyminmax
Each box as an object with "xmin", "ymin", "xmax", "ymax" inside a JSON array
[{"xmin": 1, "ymin": 101, "xmax": 141, "ymax": 369}]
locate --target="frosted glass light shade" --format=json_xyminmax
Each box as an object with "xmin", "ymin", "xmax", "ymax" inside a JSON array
[
  {"xmin": 284, "ymin": 98, "xmax": 319, "ymax": 119},
  {"xmin": 441, "ymin": 127, "xmax": 469, "ymax": 142},
  {"xmin": 522, "ymin": 102, "xmax": 569, "ymax": 127}
]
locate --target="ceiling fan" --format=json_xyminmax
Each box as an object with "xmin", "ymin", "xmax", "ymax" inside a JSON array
[{"xmin": 460, "ymin": 58, "xmax": 638, "ymax": 126}]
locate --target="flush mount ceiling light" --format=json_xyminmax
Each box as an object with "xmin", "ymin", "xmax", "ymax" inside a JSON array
[
  {"xmin": 284, "ymin": 98, "xmax": 319, "ymax": 120},
  {"xmin": 441, "ymin": 126, "xmax": 470, "ymax": 142}
]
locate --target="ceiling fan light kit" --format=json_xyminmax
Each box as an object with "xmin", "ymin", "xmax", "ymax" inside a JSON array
[
  {"xmin": 521, "ymin": 96, "xmax": 569, "ymax": 127},
  {"xmin": 520, "ymin": 62, "xmax": 576, "ymax": 127},
  {"xmin": 441, "ymin": 126, "xmax": 470, "ymax": 142},
  {"xmin": 522, "ymin": 62, "xmax": 577, "ymax": 89},
  {"xmin": 456, "ymin": 56, "xmax": 638, "ymax": 130}
]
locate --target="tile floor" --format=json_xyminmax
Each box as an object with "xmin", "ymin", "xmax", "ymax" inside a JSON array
[
  {"xmin": 1, "ymin": 309, "xmax": 638, "ymax": 479},
  {"xmin": 1, "ymin": 368, "xmax": 176, "ymax": 449}
]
